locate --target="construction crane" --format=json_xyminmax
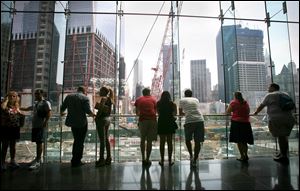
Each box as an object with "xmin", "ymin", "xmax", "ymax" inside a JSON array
[{"xmin": 151, "ymin": 1, "xmax": 183, "ymax": 99}]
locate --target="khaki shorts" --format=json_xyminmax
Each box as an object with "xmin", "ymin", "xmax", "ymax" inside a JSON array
[
  {"xmin": 138, "ymin": 120, "xmax": 157, "ymax": 142},
  {"xmin": 268, "ymin": 117, "xmax": 295, "ymax": 137}
]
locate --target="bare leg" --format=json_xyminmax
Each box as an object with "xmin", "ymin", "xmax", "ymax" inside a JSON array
[
  {"xmin": 237, "ymin": 143, "xmax": 244, "ymax": 159},
  {"xmin": 146, "ymin": 140, "xmax": 152, "ymax": 161},
  {"xmin": 194, "ymin": 141, "xmax": 201, "ymax": 161},
  {"xmin": 105, "ymin": 126, "xmax": 111, "ymax": 159},
  {"xmin": 159, "ymin": 135, "xmax": 166, "ymax": 163},
  {"xmin": 278, "ymin": 136, "xmax": 289, "ymax": 158},
  {"xmin": 36, "ymin": 143, "xmax": 43, "ymax": 161},
  {"xmin": 140, "ymin": 138, "xmax": 146, "ymax": 161},
  {"xmin": 166, "ymin": 134, "xmax": 173, "ymax": 165},
  {"xmin": 185, "ymin": 140, "xmax": 193, "ymax": 160}
]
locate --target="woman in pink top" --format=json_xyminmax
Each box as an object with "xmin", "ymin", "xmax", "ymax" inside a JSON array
[{"xmin": 226, "ymin": 91, "xmax": 253, "ymax": 162}]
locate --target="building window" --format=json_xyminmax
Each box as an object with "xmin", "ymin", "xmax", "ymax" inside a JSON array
[{"xmin": 86, "ymin": 26, "xmax": 91, "ymax": 33}]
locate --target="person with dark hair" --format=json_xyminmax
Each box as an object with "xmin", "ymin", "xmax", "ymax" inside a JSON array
[
  {"xmin": 134, "ymin": 88, "xmax": 157, "ymax": 167},
  {"xmin": 1, "ymin": 91, "xmax": 23, "ymax": 170},
  {"xmin": 94, "ymin": 86, "xmax": 114, "ymax": 167},
  {"xmin": 20, "ymin": 89, "xmax": 51, "ymax": 170},
  {"xmin": 253, "ymin": 83, "xmax": 295, "ymax": 165},
  {"xmin": 179, "ymin": 89, "xmax": 204, "ymax": 168},
  {"xmin": 226, "ymin": 91, "xmax": 253, "ymax": 162},
  {"xmin": 60, "ymin": 86, "xmax": 95, "ymax": 167},
  {"xmin": 157, "ymin": 91, "xmax": 177, "ymax": 166}
]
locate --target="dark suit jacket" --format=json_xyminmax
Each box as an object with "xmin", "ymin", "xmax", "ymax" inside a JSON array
[{"xmin": 61, "ymin": 92, "xmax": 93, "ymax": 128}]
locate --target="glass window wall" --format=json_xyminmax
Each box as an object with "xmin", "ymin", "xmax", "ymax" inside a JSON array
[{"xmin": 1, "ymin": 1, "xmax": 298, "ymax": 163}]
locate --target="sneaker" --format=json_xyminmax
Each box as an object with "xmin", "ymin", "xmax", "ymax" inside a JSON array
[
  {"xmin": 273, "ymin": 153, "xmax": 282, "ymax": 159},
  {"xmin": 29, "ymin": 161, "xmax": 41, "ymax": 170},
  {"xmin": 273, "ymin": 157, "xmax": 289, "ymax": 165},
  {"xmin": 29, "ymin": 158, "xmax": 38, "ymax": 165},
  {"xmin": 10, "ymin": 161, "xmax": 20, "ymax": 168}
]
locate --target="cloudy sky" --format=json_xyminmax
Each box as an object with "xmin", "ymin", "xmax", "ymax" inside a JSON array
[
  {"xmin": 13, "ymin": 1, "xmax": 298, "ymax": 96},
  {"xmin": 122, "ymin": 1, "xmax": 299, "ymax": 94}
]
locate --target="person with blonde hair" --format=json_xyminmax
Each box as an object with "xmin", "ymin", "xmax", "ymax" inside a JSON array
[
  {"xmin": 95, "ymin": 86, "xmax": 114, "ymax": 167},
  {"xmin": 1, "ymin": 91, "xmax": 24, "ymax": 170}
]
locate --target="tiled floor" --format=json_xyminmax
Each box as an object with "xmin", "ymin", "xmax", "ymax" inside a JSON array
[{"xmin": 1, "ymin": 156, "xmax": 299, "ymax": 190}]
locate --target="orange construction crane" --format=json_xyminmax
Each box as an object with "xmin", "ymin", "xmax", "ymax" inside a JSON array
[{"xmin": 151, "ymin": 1, "xmax": 182, "ymax": 99}]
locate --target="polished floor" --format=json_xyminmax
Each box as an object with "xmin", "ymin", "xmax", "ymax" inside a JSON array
[{"xmin": 1, "ymin": 156, "xmax": 299, "ymax": 190}]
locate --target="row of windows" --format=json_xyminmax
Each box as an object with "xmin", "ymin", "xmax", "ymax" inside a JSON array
[{"xmin": 68, "ymin": 26, "xmax": 91, "ymax": 35}]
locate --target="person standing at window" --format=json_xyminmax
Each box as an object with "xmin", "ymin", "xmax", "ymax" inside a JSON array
[
  {"xmin": 157, "ymin": 91, "xmax": 177, "ymax": 166},
  {"xmin": 21, "ymin": 89, "xmax": 51, "ymax": 170},
  {"xmin": 134, "ymin": 88, "xmax": 157, "ymax": 167},
  {"xmin": 60, "ymin": 86, "xmax": 95, "ymax": 167},
  {"xmin": 1, "ymin": 91, "xmax": 23, "ymax": 170},
  {"xmin": 94, "ymin": 86, "xmax": 114, "ymax": 167},
  {"xmin": 253, "ymin": 83, "xmax": 295, "ymax": 165},
  {"xmin": 226, "ymin": 91, "xmax": 253, "ymax": 162},
  {"xmin": 179, "ymin": 89, "xmax": 204, "ymax": 168}
]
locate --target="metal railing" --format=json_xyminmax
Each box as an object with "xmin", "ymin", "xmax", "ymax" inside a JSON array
[{"xmin": 13, "ymin": 113, "xmax": 299, "ymax": 163}]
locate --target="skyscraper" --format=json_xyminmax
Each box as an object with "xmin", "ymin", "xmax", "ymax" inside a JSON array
[
  {"xmin": 190, "ymin": 59, "xmax": 211, "ymax": 102},
  {"xmin": 63, "ymin": 1, "xmax": 117, "ymax": 91},
  {"xmin": 132, "ymin": 59, "xmax": 143, "ymax": 99},
  {"xmin": 10, "ymin": 1, "xmax": 59, "ymax": 104},
  {"xmin": 1, "ymin": 1, "xmax": 13, "ymax": 97},
  {"xmin": 217, "ymin": 24, "xmax": 266, "ymax": 104}
]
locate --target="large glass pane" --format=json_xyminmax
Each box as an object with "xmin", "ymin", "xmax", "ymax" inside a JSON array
[
  {"xmin": 1, "ymin": 1, "xmax": 298, "ymax": 164},
  {"xmin": 180, "ymin": 1, "xmax": 219, "ymax": 17},
  {"xmin": 61, "ymin": 1, "xmax": 117, "ymax": 163},
  {"xmin": 1, "ymin": 1, "xmax": 13, "ymax": 97},
  {"xmin": 286, "ymin": 1, "xmax": 299, "ymax": 22},
  {"xmin": 45, "ymin": 1, "xmax": 68, "ymax": 162},
  {"xmin": 234, "ymin": 1, "xmax": 265, "ymax": 20}
]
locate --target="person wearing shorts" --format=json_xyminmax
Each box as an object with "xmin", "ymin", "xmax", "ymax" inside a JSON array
[
  {"xmin": 254, "ymin": 83, "xmax": 295, "ymax": 165},
  {"xmin": 21, "ymin": 89, "xmax": 51, "ymax": 170},
  {"xmin": 179, "ymin": 89, "xmax": 204, "ymax": 168},
  {"xmin": 134, "ymin": 88, "xmax": 157, "ymax": 167}
]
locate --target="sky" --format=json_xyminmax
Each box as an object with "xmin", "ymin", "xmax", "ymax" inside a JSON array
[
  {"xmin": 13, "ymin": 1, "xmax": 299, "ymax": 96},
  {"xmin": 122, "ymin": 1, "xmax": 299, "ymax": 95}
]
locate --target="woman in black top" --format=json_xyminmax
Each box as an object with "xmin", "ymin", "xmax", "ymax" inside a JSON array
[
  {"xmin": 157, "ymin": 91, "xmax": 177, "ymax": 166},
  {"xmin": 95, "ymin": 86, "xmax": 114, "ymax": 167}
]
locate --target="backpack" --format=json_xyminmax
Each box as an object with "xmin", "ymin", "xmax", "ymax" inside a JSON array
[{"xmin": 279, "ymin": 93, "xmax": 296, "ymax": 111}]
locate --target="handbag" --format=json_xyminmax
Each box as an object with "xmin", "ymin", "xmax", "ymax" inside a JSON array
[{"xmin": 173, "ymin": 117, "xmax": 178, "ymax": 130}]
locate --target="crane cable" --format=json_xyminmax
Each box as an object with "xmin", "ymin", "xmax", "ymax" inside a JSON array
[{"xmin": 125, "ymin": 1, "xmax": 166, "ymax": 83}]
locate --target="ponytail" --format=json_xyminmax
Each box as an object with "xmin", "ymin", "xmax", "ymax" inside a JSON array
[{"xmin": 108, "ymin": 88, "xmax": 115, "ymax": 105}]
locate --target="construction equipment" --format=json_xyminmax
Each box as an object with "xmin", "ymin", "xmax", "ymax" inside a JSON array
[{"xmin": 151, "ymin": 1, "xmax": 182, "ymax": 99}]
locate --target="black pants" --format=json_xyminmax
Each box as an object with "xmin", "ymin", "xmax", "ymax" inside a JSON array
[{"xmin": 71, "ymin": 125, "xmax": 87, "ymax": 165}]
